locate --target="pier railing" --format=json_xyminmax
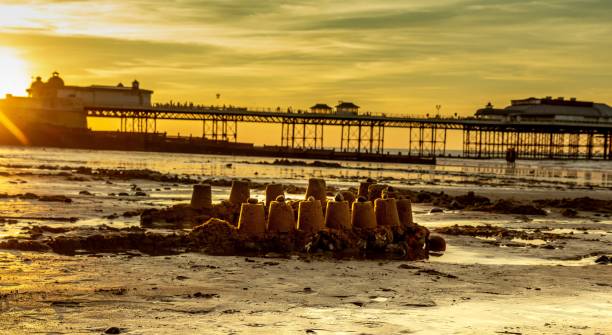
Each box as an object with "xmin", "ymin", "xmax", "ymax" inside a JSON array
[{"xmin": 85, "ymin": 103, "xmax": 612, "ymax": 160}]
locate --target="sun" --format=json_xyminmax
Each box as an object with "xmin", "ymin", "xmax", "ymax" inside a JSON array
[{"xmin": 0, "ymin": 48, "xmax": 30, "ymax": 97}]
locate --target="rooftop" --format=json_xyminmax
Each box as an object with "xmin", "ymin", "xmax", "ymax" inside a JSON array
[
  {"xmin": 476, "ymin": 97, "xmax": 612, "ymax": 119},
  {"xmin": 336, "ymin": 102, "xmax": 359, "ymax": 109},
  {"xmin": 65, "ymin": 85, "xmax": 153, "ymax": 93},
  {"xmin": 310, "ymin": 103, "xmax": 332, "ymax": 110},
  {"xmin": 28, "ymin": 73, "xmax": 154, "ymax": 96}
]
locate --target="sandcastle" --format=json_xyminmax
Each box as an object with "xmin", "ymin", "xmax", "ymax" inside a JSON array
[
  {"xmin": 305, "ymin": 178, "xmax": 327, "ymax": 203},
  {"xmin": 368, "ymin": 184, "xmax": 389, "ymax": 201},
  {"xmin": 229, "ymin": 180, "xmax": 250, "ymax": 205},
  {"xmin": 177, "ymin": 178, "xmax": 439, "ymax": 260},
  {"xmin": 339, "ymin": 190, "xmax": 356, "ymax": 204},
  {"xmin": 324, "ymin": 194, "xmax": 351, "ymax": 230},
  {"xmin": 267, "ymin": 195, "xmax": 296, "ymax": 233},
  {"xmin": 396, "ymin": 198, "xmax": 414, "ymax": 226},
  {"xmin": 358, "ymin": 181, "xmax": 373, "ymax": 198},
  {"xmin": 190, "ymin": 184, "xmax": 212, "ymax": 209},
  {"xmin": 265, "ymin": 184, "xmax": 284, "ymax": 208},
  {"xmin": 297, "ymin": 197, "xmax": 325, "ymax": 234},
  {"xmin": 351, "ymin": 197, "xmax": 377, "ymax": 229},
  {"xmin": 237, "ymin": 199, "xmax": 266, "ymax": 237},
  {"xmin": 223, "ymin": 179, "xmax": 416, "ymax": 234},
  {"xmin": 374, "ymin": 197, "xmax": 401, "ymax": 227}
]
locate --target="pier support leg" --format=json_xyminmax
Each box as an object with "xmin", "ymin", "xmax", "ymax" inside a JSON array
[
  {"xmin": 605, "ymin": 132, "xmax": 610, "ymax": 160},
  {"xmin": 203, "ymin": 117, "xmax": 237, "ymax": 142},
  {"xmin": 281, "ymin": 122, "xmax": 324, "ymax": 150}
]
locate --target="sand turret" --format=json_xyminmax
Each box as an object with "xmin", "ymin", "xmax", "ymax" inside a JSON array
[
  {"xmin": 324, "ymin": 194, "xmax": 351, "ymax": 230},
  {"xmin": 351, "ymin": 197, "xmax": 377, "ymax": 229},
  {"xmin": 265, "ymin": 183, "xmax": 284, "ymax": 208},
  {"xmin": 358, "ymin": 181, "xmax": 373, "ymax": 198},
  {"xmin": 229, "ymin": 180, "xmax": 250, "ymax": 205},
  {"xmin": 382, "ymin": 186, "xmax": 399, "ymax": 199},
  {"xmin": 374, "ymin": 197, "xmax": 400, "ymax": 227},
  {"xmin": 339, "ymin": 190, "xmax": 356, "ymax": 204},
  {"xmin": 305, "ymin": 178, "xmax": 327, "ymax": 203},
  {"xmin": 267, "ymin": 195, "xmax": 295, "ymax": 233},
  {"xmin": 396, "ymin": 198, "xmax": 414, "ymax": 226},
  {"xmin": 190, "ymin": 184, "xmax": 212, "ymax": 209},
  {"xmin": 297, "ymin": 197, "xmax": 325, "ymax": 234},
  {"xmin": 237, "ymin": 200, "xmax": 266, "ymax": 237},
  {"xmin": 367, "ymin": 184, "xmax": 388, "ymax": 201}
]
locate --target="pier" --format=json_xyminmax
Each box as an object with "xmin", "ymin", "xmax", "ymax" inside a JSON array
[{"xmin": 86, "ymin": 104, "xmax": 612, "ymax": 160}]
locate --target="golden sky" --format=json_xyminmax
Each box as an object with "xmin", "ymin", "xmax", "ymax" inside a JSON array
[{"xmin": 1, "ymin": 0, "xmax": 612, "ymax": 147}]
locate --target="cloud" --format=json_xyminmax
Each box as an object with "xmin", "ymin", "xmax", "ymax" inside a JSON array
[{"xmin": 0, "ymin": 0, "xmax": 611, "ymax": 118}]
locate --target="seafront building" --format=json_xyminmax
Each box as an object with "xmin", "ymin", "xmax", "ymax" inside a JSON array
[
  {"xmin": 310, "ymin": 103, "xmax": 333, "ymax": 114},
  {"xmin": 28, "ymin": 72, "xmax": 153, "ymax": 108},
  {"xmin": 476, "ymin": 97, "xmax": 612, "ymax": 124},
  {"xmin": 0, "ymin": 72, "xmax": 152, "ymax": 130},
  {"xmin": 309, "ymin": 102, "xmax": 360, "ymax": 115},
  {"xmin": 335, "ymin": 101, "xmax": 360, "ymax": 115}
]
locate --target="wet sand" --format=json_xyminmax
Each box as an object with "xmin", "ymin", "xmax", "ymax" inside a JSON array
[
  {"xmin": 1, "ymin": 251, "xmax": 610, "ymax": 334},
  {"xmin": 0, "ymin": 147, "xmax": 611, "ymax": 334}
]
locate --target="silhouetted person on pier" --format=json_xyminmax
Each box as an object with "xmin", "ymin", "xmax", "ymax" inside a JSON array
[{"xmin": 506, "ymin": 147, "xmax": 517, "ymax": 166}]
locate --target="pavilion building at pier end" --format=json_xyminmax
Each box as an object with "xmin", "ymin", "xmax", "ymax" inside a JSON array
[{"xmin": 476, "ymin": 97, "xmax": 612, "ymax": 124}]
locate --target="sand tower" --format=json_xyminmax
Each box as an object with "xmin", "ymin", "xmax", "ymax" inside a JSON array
[
  {"xmin": 351, "ymin": 197, "xmax": 377, "ymax": 229},
  {"xmin": 396, "ymin": 198, "xmax": 414, "ymax": 226},
  {"xmin": 229, "ymin": 180, "xmax": 250, "ymax": 205},
  {"xmin": 374, "ymin": 198, "xmax": 401, "ymax": 227},
  {"xmin": 305, "ymin": 178, "xmax": 327, "ymax": 203},
  {"xmin": 358, "ymin": 181, "xmax": 373, "ymax": 198},
  {"xmin": 265, "ymin": 183, "xmax": 284, "ymax": 208},
  {"xmin": 339, "ymin": 191, "xmax": 356, "ymax": 204},
  {"xmin": 237, "ymin": 201, "xmax": 266, "ymax": 237},
  {"xmin": 367, "ymin": 184, "xmax": 388, "ymax": 201},
  {"xmin": 190, "ymin": 184, "xmax": 212, "ymax": 209},
  {"xmin": 267, "ymin": 195, "xmax": 296, "ymax": 233},
  {"xmin": 324, "ymin": 195, "xmax": 351, "ymax": 230},
  {"xmin": 297, "ymin": 197, "xmax": 325, "ymax": 234}
]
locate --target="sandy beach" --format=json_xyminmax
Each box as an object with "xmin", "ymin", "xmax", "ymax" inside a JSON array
[
  {"xmin": 0, "ymin": 147, "xmax": 611, "ymax": 334},
  {"xmin": 1, "ymin": 250, "xmax": 610, "ymax": 334}
]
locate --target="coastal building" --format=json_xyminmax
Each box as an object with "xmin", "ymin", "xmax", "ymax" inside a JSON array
[
  {"xmin": 0, "ymin": 73, "xmax": 154, "ymax": 133},
  {"xmin": 28, "ymin": 72, "xmax": 153, "ymax": 107},
  {"xmin": 310, "ymin": 103, "xmax": 333, "ymax": 114},
  {"xmin": 335, "ymin": 101, "xmax": 359, "ymax": 115},
  {"xmin": 476, "ymin": 97, "xmax": 612, "ymax": 124},
  {"xmin": 309, "ymin": 102, "xmax": 360, "ymax": 115}
]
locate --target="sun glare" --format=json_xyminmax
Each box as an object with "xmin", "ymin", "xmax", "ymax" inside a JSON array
[{"xmin": 0, "ymin": 48, "xmax": 30, "ymax": 97}]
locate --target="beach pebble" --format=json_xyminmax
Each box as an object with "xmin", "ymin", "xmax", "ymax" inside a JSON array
[
  {"xmin": 429, "ymin": 235, "xmax": 446, "ymax": 252},
  {"xmin": 562, "ymin": 208, "xmax": 578, "ymax": 217},
  {"xmin": 104, "ymin": 327, "xmax": 121, "ymax": 334},
  {"xmin": 449, "ymin": 200, "xmax": 463, "ymax": 210}
]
